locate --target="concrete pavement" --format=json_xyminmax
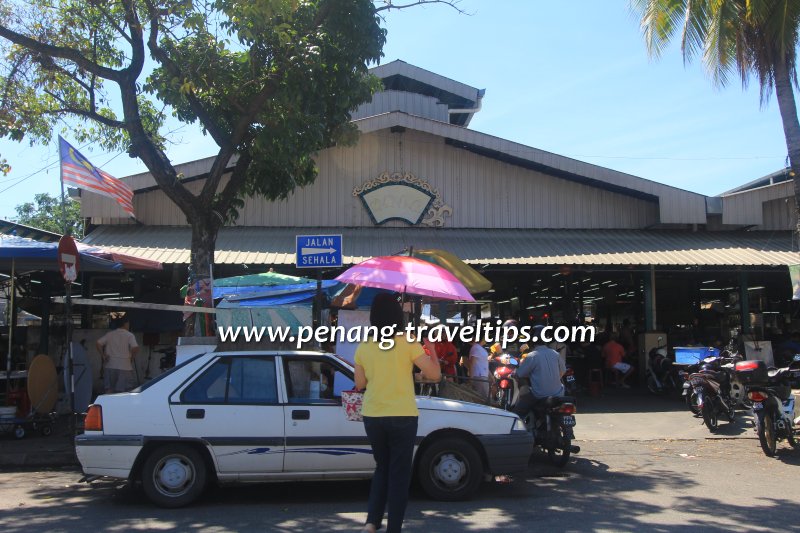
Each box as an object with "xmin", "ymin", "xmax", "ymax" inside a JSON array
[
  {"xmin": 1, "ymin": 438, "xmax": 798, "ymax": 532},
  {"xmin": 575, "ymin": 388, "xmax": 756, "ymax": 441}
]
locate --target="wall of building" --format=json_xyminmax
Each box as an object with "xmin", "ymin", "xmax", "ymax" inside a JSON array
[
  {"xmin": 85, "ymin": 129, "xmax": 659, "ymax": 229},
  {"xmin": 350, "ymin": 90, "xmax": 449, "ymax": 122}
]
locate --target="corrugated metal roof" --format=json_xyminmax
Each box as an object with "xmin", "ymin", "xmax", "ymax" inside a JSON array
[{"xmin": 81, "ymin": 226, "xmax": 800, "ymax": 267}]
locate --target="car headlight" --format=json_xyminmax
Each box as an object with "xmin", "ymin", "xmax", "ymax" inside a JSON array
[{"xmin": 513, "ymin": 418, "xmax": 527, "ymax": 432}]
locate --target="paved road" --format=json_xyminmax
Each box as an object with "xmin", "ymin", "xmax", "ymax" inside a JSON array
[{"xmin": 2, "ymin": 438, "xmax": 799, "ymax": 533}]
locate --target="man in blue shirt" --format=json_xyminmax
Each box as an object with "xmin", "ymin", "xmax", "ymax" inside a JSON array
[{"xmin": 514, "ymin": 326, "xmax": 566, "ymax": 418}]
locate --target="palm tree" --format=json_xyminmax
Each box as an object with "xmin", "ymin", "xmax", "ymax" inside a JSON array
[{"xmin": 631, "ymin": 0, "xmax": 800, "ymax": 231}]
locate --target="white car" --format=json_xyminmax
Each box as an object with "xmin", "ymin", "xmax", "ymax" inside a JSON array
[{"xmin": 76, "ymin": 351, "xmax": 533, "ymax": 507}]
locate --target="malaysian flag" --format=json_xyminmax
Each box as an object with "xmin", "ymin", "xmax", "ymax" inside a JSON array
[{"xmin": 59, "ymin": 136, "xmax": 135, "ymax": 218}]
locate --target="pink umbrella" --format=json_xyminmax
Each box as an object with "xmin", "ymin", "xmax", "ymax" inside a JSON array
[{"xmin": 335, "ymin": 256, "xmax": 475, "ymax": 302}]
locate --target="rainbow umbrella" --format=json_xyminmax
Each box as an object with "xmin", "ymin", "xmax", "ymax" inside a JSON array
[{"xmin": 335, "ymin": 255, "xmax": 475, "ymax": 302}]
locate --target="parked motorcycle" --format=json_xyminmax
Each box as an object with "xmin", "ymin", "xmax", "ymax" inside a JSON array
[
  {"xmin": 491, "ymin": 353, "xmax": 519, "ymax": 410},
  {"xmin": 681, "ymin": 351, "xmax": 749, "ymax": 414},
  {"xmin": 688, "ymin": 359, "xmax": 736, "ymax": 432},
  {"xmin": 717, "ymin": 341, "xmax": 750, "ymax": 409},
  {"xmin": 646, "ymin": 347, "xmax": 679, "ymax": 395},
  {"xmin": 736, "ymin": 357, "xmax": 800, "ymax": 457},
  {"xmin": 679, "ymin": 363, "xmax": 701, "ymax": 414}
]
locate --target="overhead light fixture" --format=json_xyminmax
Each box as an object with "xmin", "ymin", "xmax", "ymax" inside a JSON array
[{"xmin": 702, "ymin": 280, "xmax": 716, "ymax": 284}]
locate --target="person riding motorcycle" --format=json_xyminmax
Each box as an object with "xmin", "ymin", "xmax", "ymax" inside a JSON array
[{"xmin": 513, "ymin": 325, "xmax": 567, "ymax": 419}]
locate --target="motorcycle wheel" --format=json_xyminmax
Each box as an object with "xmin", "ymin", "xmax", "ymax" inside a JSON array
[
  {"xmin": 702, "ymin": 402, "xmax": 719, "ymax": 432},
  {"xmin": 757, "ymin": 412, "xmax": 777, "ymax": 457},
  {"xmin": 546, "ymin": 425, "xmax": 572, "ymax": 468},
  {"xmin": 687, "ymin": 392, "xmax": 701, "ymax": 415},
  {"xmin": 788, "ymin": 429, "xmax": 798, "ymax": 449},
  {"xmin": 499, "ymin": 389, "xmax": 509, "ymax": 411},
  {"xmin": 646, "ymin": 374, "xmax": 659, "ymax": 395}
]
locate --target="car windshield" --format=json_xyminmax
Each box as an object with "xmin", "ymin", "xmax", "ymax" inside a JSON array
[{"xmin": 131, "ymin": 353, "xmax": 204, "ymax": 393}]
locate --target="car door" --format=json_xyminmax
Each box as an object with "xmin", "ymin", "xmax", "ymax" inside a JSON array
[
  {"xmin": 281, "ymin": 355, "xmax": 374, "ymax": 473},
  {"xmin": 170, "ymin": 355, "xmax": 284, "ymax": 476}
]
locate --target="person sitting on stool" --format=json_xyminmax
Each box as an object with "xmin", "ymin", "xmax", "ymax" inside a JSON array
[{"xmin": 601, "ymin": 334, "xmax": 633, "ymax": 389}]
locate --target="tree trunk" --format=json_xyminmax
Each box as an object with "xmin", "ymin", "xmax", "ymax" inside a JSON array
[
  {"xmin": 773, "ymin": 60, "xmax": 800, "ymax": 240},
  {"xmin": 190, "ymin": 216, "xmax": 217, "ymax": 281},
  {"xmin": 185, "ymin": 214, "xmax": 219, "ymax": 336}
]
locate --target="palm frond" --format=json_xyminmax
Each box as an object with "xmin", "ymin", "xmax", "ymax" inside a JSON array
[
  {"xmin": 631, "ymin": 0, "xmax": 689, "ymax": 58},
  {"xmin": 681, "ymin": 0, "xmax": 710, "ymax": 63},
  {"xmin": 703, "ymin": 0, "xmax": 745, "ymax": 87}
]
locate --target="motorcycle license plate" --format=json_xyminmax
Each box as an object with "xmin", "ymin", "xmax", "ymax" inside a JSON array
[
  {"xmin": 562, "ymin": 416, "xmax": 576, "ymax": 427},
  {"xmin": 752, "ymin": 402, "xmax": 763, "ymax": 410},
  {"xmin": 566, "ymin": 376, "xmax": 575, "ymax": 383}
]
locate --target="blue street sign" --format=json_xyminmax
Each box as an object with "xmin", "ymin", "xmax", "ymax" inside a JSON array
[{"xmin": 296, "ymin": 234, "xmax": 343, "ymax": 268}]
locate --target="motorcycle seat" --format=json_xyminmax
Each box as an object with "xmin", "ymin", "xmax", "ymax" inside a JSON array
[
  {"xmin": 699, "ymin": 370, "xmax": 727, "ymax": 382},
  {"xmin": 539, "ymin": 395, "xmax": 576, "ymax": 408}
]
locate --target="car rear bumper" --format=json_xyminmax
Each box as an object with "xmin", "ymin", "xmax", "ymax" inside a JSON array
[
  {"xmin": 477, "ymin": 430, "xmax": 533, "ymax": 475},
  {"xmin": 75, "ymin": 434, "xmax": 143, "ymax": 479}
]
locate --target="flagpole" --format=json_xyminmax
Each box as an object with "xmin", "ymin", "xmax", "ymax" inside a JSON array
[
  {"xmin": 58, "ymin": 136, "xmax": 76, "ymax": 421},
  {"xmin": 58, "ymin": 136, "xmax": 68, "ymax": 237}
]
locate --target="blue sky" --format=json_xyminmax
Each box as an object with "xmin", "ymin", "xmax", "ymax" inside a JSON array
[{"xmin": 0, "ymin": 1, "xmax": 790, "ymax": 218}]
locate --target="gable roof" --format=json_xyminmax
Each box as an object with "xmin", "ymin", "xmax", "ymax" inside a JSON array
[
  {"xmin": 371, "ymin": 60, "xmax": 484, "ymax": 126},
  {"xmin": 353, "ymin": 112, "xmax": 708, "ymax": 224}
]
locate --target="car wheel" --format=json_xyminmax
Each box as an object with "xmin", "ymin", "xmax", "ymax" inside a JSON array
[
  {"xmin": 141, "ymin": 444, "xmax": 207, "ymax": 508},
  {"xmin": 418, "ymin": 437, "xmax": 483, "ymax": 501},
  {"xmin": 13, "ymin": 425, "xmax": 25, "ymax": 439}
]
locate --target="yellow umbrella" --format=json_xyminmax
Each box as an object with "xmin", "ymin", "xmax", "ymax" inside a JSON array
[{"xmin": 407, "ymin": 248, "xmax": 492, "ymax": 294}]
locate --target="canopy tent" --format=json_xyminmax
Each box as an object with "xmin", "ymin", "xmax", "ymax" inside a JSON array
[
  {"xmin": 0, "ymin": 234, "xmax": 122, "ymax": 273},
  {"xmin": 210, "ymin": 271, "xmax": 339, "ymax": 307},
  {"xmin": 76, "ymin": 242, "xmax": 162, "ymax": 271}
]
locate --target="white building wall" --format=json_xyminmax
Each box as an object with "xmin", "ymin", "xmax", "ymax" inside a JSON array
[{"xmin": 85, "ymin": 129, "xmax": 659, "ymax": 229}]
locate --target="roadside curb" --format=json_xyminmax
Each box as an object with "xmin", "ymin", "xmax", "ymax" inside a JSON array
[{"xmin": 0, "ymin": 448, "xmax": 79, "ymax": 468}]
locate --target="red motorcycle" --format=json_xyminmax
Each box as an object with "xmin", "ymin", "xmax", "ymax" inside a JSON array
[{"xmin": 492, "ymin": 353, "xmax": 519, "ymax": 410}]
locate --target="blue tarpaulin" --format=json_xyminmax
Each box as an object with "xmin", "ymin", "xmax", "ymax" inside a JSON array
[
  {"xmin": 0, "ymin": 234, "xmax": 122, "ymax": 272},
  {"xmin": 212, "ymin": 271, "xmax": 340, "ymax": 308}
]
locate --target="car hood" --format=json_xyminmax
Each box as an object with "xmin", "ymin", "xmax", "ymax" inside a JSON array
[{"xmin": 416, "ymin": 396, "xmax": 518, "ymax": 418}]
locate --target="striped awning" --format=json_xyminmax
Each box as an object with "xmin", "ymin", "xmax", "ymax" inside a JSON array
[{"xmin": 81, "ymin": 226, "xmax": 800, "ymax": 268}]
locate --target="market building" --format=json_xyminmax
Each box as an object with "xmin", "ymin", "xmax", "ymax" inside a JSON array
[{"xmin": 75, "ymin": 60, "xmax": 800, "ymax": 354}]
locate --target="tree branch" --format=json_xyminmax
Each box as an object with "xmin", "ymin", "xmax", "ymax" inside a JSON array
[
  {"xmin": 112, "ymin": 1, "xmax": 198, "ymax": 218},
  {"xmin": 95, "ymin": 2, "xmax": 134, "ymax": 45},
  {"xmin": 0, "ymin": 25, "xmax": 123, "ymax": 82},
  {"xmin": 47, "ymin": 106, "xmax": 126, "ymax": 129},
  {"xmin": 144, "ymin": 1, "xmax": 230, "ymax": 149},
  {"xmin": 212, "ymin": 151, "xmax": 252, "ymax": 228},
  {"xmin": 37, "ymin": 57, "xmax": 93, "ymax": 94},
  {"xmin": 374, "ymin": 0, "xmax": 467, "ymax": 14},
  {"xmin": 120, "ymin": 0, "xmax": 145, "ymax": 78}
]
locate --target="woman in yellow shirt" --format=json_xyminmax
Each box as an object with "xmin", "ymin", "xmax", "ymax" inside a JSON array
[{"xmin": 355, "ymin": 293, "xmax": 441, "ymax": 533}]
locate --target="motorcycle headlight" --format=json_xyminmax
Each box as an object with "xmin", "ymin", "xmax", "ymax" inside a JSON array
[{"xmin": 513, "ymin": 418, "xmax": 527, "ymax": 432}]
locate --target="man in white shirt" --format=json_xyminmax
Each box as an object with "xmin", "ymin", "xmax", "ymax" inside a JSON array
[
  {"xmin": 468, "ymin": 341, "xmax": 490, "ymax": 399},
  {"xmin": 96, "ymin": 316, "xmax": 139, "ymax": 393}
]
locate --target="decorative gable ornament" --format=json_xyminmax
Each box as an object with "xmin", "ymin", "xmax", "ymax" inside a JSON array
[{"xmin": 353, "ymin": 172, "xmax": 453, "ymax": 227}]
